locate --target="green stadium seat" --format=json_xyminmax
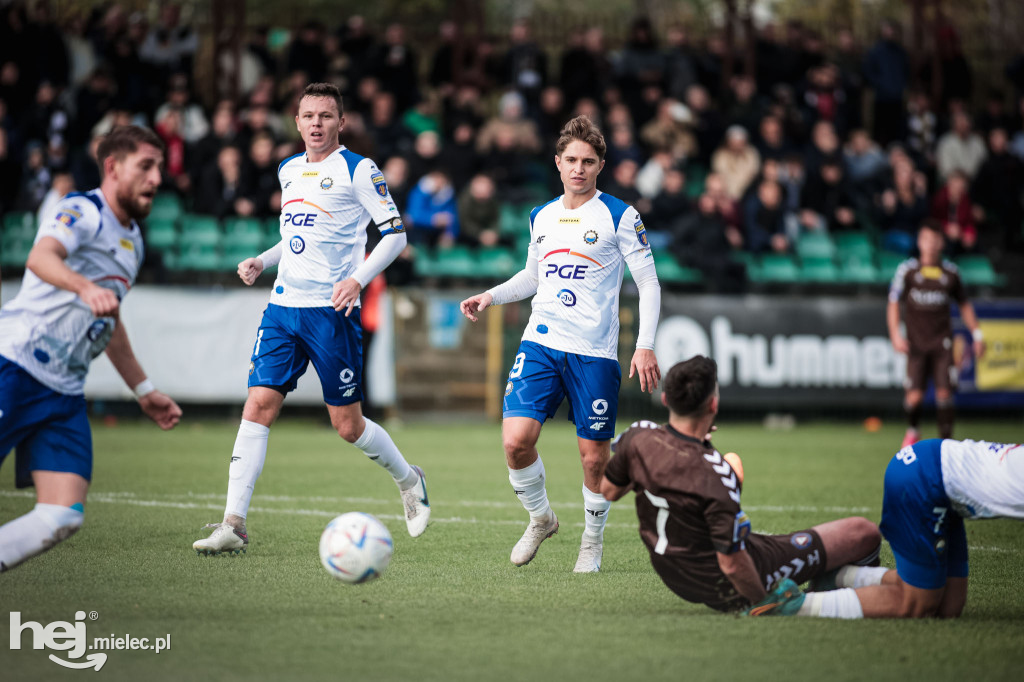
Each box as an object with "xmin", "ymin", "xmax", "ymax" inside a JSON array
[
  {"xmin": 796, "ymin": 233, "xmax": 836, "ymax": 261},
  {"xmin": 175, "ymin": 243, "xmax": 221, "ymax": 271},
  {"xmin": 149, "ymin": 193, "xmax": 183, "ymax": 222},
  {"xmin": 224, "ymin": 217, "xmax": 264, "ymax": 237},
  {"xmin": 955, "ymin": 255, "xmax": 1000, "ymax": 286},
  {"xmin": 800, "ymin": 257, "xmax": 841, "ymax": 283},
  {"xmin": 499, "ymin": 203, "xmax": 533, "ymax": 237},
  {"xmin": 412, "ymin": 247, "xmax": 440, "ymax": 278},
  {"xmin": 145, "ymin": 220, "xmax": 178, "ymax": 252},
  {"xmin": 655, "ymin": 254, "xmax": 703, "ymax": 285},
  {"xmin": 0, "ymin": 234, "xmax": 32, "ymax": 267},
  {"xmin": 834, "ymin": 232, "xmax": 876, "ymax": 262},
  {"xmin": 179, "ymin": 215, "xmax": 223, "ymax": 247},
  {"xmin": 477, "ymin": 247, "xmax": 519, "ymax": 279},
  {"xmin": 750, "ymin": 254, "xmax": 800, "ymax": 283},
  {"xmin": 839, "ymin": 259, "xmax": 879, "ymax": 284},
  {"xmin": 877, "ymin": 251, "xmax": 906, "ymax": 283},
  {"xmin": 222, "ymin": 230, "xmax": 264, "ymax": 252},
  {"xmin": 432, "ymin": 245, "xmax": 476, "ymax": 278},
  {"xmin": 3, "ymin": 211, "xmax": 36, "ymax": 238},
  {"xmin": 222, "ymin": 245, "xmax": 255, "ymax": 270}
]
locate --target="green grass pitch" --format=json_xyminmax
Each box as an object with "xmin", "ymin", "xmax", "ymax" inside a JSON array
[{"xmin": 2, "ymin": 417, "xmax": 1022, "ymax": 681}]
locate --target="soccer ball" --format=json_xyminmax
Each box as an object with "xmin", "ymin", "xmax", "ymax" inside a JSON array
[{"xmin": 318, "ymin": 512, "xmax": 394, "ymax": 584}]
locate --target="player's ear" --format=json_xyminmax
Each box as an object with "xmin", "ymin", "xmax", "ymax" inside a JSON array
[
  {"xmin": 660, "ymin": 392, "xmax": 668, "ymax": 407},
  {"xmin": 103, "ymin": 155, "xmax": 118, "ymax": 180},
  {"xmin": 597, "ymin": 159, "xmax": 605, "ymax": 174}
]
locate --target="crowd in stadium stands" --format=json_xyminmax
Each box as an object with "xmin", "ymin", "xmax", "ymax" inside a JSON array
[{"xmin": 1, "ymin": 3, "xmax": 1022, "ymax": 290}]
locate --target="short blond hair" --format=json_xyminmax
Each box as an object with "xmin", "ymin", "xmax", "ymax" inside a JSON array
[{"xmin": 555, "ymin": 115, "xmax": 607, "ymax": 161}]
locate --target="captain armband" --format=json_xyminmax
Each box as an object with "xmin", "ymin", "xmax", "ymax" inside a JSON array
[
  {"xmin": 379, "ymin": 216, "xmax": 405, "ymax": 234},
  {"xmin": 732, "ymin": 510, "xmax": 751, "ymax": 549}
]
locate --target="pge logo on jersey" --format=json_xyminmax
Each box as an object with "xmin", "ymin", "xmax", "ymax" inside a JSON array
[
  {"xmin": 544, "ymin": 263, "xmax": 588, "ymax": 280},
  {"xmin": 284, "ymin": 212, "xmax": 316, "ymax": 228}
]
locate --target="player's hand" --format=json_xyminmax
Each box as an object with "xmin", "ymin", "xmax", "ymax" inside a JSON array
[
  {"xmin": 139, "ymin": 391, "xmax": 182, "ymax": 431},
  {"xmin": 460, "ymin": 292, "xmax": 493, "ymax": 322},
  {"xmin": 331, "ymin": 277, "xmax": 363, "ymax": 316},
  {"xmin": 630, "ymin": 348, "xmax": 661, "ymax": 393},
  {"xmin": 891, "ymin": 336, "xmax": 909, "ymax": 354},
  {"xmin": 973, "ymin": 339, "xmax": 985, "ymax": 359},
  {"xmin": 78, "ymin": 283, "xmax": 120, "ymax": 317},
  {"xmin": 237, "ymin": 257, "xmax": 264, "ymax": 286}
]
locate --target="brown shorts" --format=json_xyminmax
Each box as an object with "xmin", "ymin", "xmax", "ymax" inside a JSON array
[
  {"xmin": 906, "ymin": 345, "xmax": 955, "ymax": 392},
  {"xmin": 651, "ymin": 529, "xmax": 829, "ymax": 612}
]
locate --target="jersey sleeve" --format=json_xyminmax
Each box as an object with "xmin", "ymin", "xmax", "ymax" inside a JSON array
[
  {"xmin": 888, "ymin": 260, "xmax": 911, "ymax": 303},
  {"xmin": 616, "ymin": 206, "xmax": 654, "ymax": 271},
  {"xmin": 604, "ymin": 429, "xmax": 635, "ymax": 488},
  {"xmin": 948, "ymin": 265, "xmax": 967, "ymax": 304},
  {"xmin": 352, "ymin": 158, "xmax": 405, "ymax": 236},
  {"xmin": 34, "ymin": 196, "xmax": 100, "ymax": 256},
  {"xmin": 701, "ymin": 451, "xmax": 744, "ymax": 554}
]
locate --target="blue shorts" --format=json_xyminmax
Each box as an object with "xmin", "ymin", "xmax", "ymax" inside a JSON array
[
  {"xmin": 248, "ymin": 304, "xmax": 363, "ymax": 406},
  {"xmin": 502, "ymin": 340, "xmax": 620, "ymax": 441},
  {"xmin": 879, "ymin": 439, "xmax": 969, "ymax": 590},
  {"xmin": 0, "ymin": 356, "xmax": 92, "ymax": 488}
]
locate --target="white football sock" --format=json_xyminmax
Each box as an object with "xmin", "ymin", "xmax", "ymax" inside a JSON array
[
  {"xmin": 354, "ymin": 418, "xmax": 417, "ymax": 490},
  {"xmin": 836, "ymin": 565, "xmax": 891, "ymax": 588},
  {"xmin": 0, "ymin": 503, "xmax": 84, "ymax": 572},
  {"xmin": 224, "ymin": 419, "xmax": 269, "ymax": 521},
  {"xmin": 798, "ymin": 589, "xmax": 865, "ymax": 619},
  {"xmin": 508, "ymin": 456, "xmax": 552, "ymax": 520},
  {"xmin": 582, "ymin": 484, "xmax": 610, "ymax": 542}
]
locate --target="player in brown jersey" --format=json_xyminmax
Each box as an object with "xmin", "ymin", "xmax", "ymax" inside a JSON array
[
  {"xmin": 887, "ymin": 220, "xmax": 984, "ymax": 448},
  {"xmin": 600, "ymin": 355, "xmax": 885, "ymax": 613}
]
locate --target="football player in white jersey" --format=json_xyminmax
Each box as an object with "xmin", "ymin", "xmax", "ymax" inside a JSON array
[
  {"xmin": 460, "ymin": 115, "xmax": 661, "ymax": 572},
  {"xmin": 0, "ymin": 126, "xmax": 182, "ymax": 572},
  {"xmin": 193, "ymin": 83, "xmax": 429, "ymax": 556},
  {"xmin": 746, "ymin": 438, "xmax": 1023, "ymax": 619}
]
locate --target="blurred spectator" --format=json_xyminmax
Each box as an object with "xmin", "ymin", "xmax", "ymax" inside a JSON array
[
  {"xmin": 975, "ymin": 90, "xmax": 1014, "ymax": 137},
  {"xmin": 503, "ymin": 20, "xmax": 547, "ymax": 111},
  {"xmin": 443, "ymin": 84, "xmax": 486, "ymax": 139},
  {"xmin": 863, "ymin": 20, "xmax": 910, "ymax": 146},
  {"xmin": 402, "ymin": 92, "xmax": 442, "ymax": 137},
  {"xmin": 672, "ymin": 193, "xmax": 747, "ymax": 292},
  {"xmin": 107, "ymin": 20, "xmax": 153, "ymax": 113},
  {"xmin": 36, "ymin": 171, "xmax": 73, "ymax": 225},
  {"xmin": 72, "ymin": 67, "xmax": 117, "ymax": 146},
  {"xmin": 560, "ymin": 26, "xmax": 611, "ymax": 108},
  {"xmin": 664, "ymin": 24, "xmax": 699, "ymax": 102},
  {"xmin": 20, "ymin": 81, "xmax": 68, "ymax": 149},
  {"xmin": 971, "ymin": 127, "xmax": 1024, "ymax": 250},
  {"xmin": 685, "ymin": 84, "xmax": 723, "ymax": 166},
  {"xmin": 905, "ymin": 90, "xmax": 938, "ymax": 168},
  {"xmin": 640, "ymin": 99, "xmax": 697, "ymax": 161},
  {"xmin": 537, "ymin": 86, "xmax": 569, "ymax": 148},
  {"xmin": 15, "ymin": 140, "xmax": 51, "ymax": 211},
  {"xmin": 194, "ymin": 145, "xmax": 252, "ymax": 219},
  {"xmin": 375, "ymin": 23, "xmax": 420, "ymax": 111},
  {"xmin": 381, "ymin": 155, "xmax": 412, "ymax": 212},
  {"xmin": 616, "ymin": 17, "xmax": 663, "ymax": 127},
  {"xmin": 646, "ymin": 164, "xmax": 691, "ymax": 243},
  {"xmin": 801, "ymin": 64, "xmax": 847, "ymax": 134},
  {"xmin": 703, "ymin": 172, "xmax": 741, "ymax": 230},
  {"xmin": 439, "ymin": 122, "xmax": 479, "ymax": 191},
  {"xmin": 936, "ymin": 111, "xmax": 987, "ymax": 181},
  {"xmin": 636, "ymin": 150, "xmax": 674, "ymax": 200},
  {"xmin": 406, "ymin": 169, "xmax": 459, "ymax": 248},
  {"xmin": 407, "ymin": 130, "xmax": 442, "ymax": 185},
  {"xmin": 930, "ymin": 170, "xmax": 977, "ymax": 252},
  {"xmin": 190, "ymin": 101, "xmax": 237, "ymax": 184},
  {"xmin": 744, "ymin": 180, "xmax": 790, "ymax": 253},
  {"xmin": 798, "ymin": 158, "xmax": 857, "ymax": 233},
  {"xmin": 367, "ymin": 91, "xmax": 412, "ymax": 161},
  {"xmin": 154, "ymin": 75, "xmax": 210, "ymax": 144},
  {"xmin": 64, "ymin": 13, "xmax": 98, "ymax": 89},
  {"xmin": 244, "ymin": 132, "xmax": 281, "ymax": 217},
  {"xmin": 286, "ymin": 20, "xmax": 327, "ymax": 83},
  {"xmin": 724, "ymin": 74, "xmax": 761, "ymax": 133},
  {"xmin": 154, "ymin": 108, "xmax": 189, "ymax": 193},
  {"xmin": 803, "ymin": 119, "xmax": 842, "ymax": 176},
  {"xmin": 477, "ymin": 91, "xmax": 542, "ymax": 156},
  {"xmin": 605, "ymin": 124, "xmax": 644, "ymax": 169},
  {"xmin": 711, "ymin": 125, "xmax": 761, "ymax": 200},
  {"xmin": 70, "ymin": 134, "xmax": 101, "ymax": 192},
  {"xmin": 337, "ymin": 15, "xmax": 377, "ymax": 84},
  {"xmin": 0, "ymin": 127, "xmax": 20, "ymax": 212},
  {"xmin": 456, "ymin": 174, "xmax": 502, "ymax": 247},
  {"xmin": 601, "ymin": 159, "xmax": 642, "ymax": 207},
  {"xmin": 879, "ymin": 159, "xmax": 929, "ymax": 253},
  {"xmin": 920, "ymin": 25, "xmax": 972, "ymax": 109},
  {"xmin": 833, "ymin": 27, "xmax": 864, "ymax": 130},
  {"xmin": 756, "ymin": 114, "xmax": 792, "ymax": 162},
  {"xmin": 430, "ymin": 20, "xmax": 469, "ymax": 94},
  {"xmin": 843, "ymin": 128, "xmax": 887, "ymax": 203},
  {"xmin": 139, "ymin": 2, "xmax": 198, "ymax": 85}
]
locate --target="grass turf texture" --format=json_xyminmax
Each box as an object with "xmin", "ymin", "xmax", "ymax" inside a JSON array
[{"xmin": 2, "ymin": 418, "xmax": 1022, "ymax": 681}]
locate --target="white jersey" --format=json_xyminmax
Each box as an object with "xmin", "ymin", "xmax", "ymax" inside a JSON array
[
  {"xmin": 0, "ymin": 190, "xmax": 143, "ymax": 395},
  {"xmin": 272, "ymin": 147, "xmax": 402, "ymax": 307},
  {"xmin": 941, "ymin": 439, "xmax": 1024, "ymax": 520},
  {"xmin": 520, "ymin": 191, "xmax": 653, "ymax": 359}
]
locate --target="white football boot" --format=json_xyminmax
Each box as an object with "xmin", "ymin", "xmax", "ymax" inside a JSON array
[
  {"xmin": 510, "ymin": 512, "xmax": 559, "ymax": 566},
  {"xmin": 400, "ymin": 465, "xmax": 431, "ymax": 537},
  {"xmin": 193, "ymin": 523, "xmax": 248, "ymax": 556},
  {"xmin": 573, "ymin": 537, "xmax": 603, "ymax": 573}
]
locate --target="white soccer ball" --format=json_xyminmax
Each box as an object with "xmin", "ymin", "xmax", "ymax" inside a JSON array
[{"xmin": 318, "ymin": 512, "xmax": 394, "ymax": 584}]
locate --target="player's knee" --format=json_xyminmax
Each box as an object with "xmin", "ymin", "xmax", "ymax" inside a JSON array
[
  {"xmin": 850, "ymin": 516, "xmax": 882, "ymax": 549},
  {"xmin": 502, "ymin": 433, "xmax": 534, "ymax": 461},
  {"xmin": 579, "ymin": 451, "xmax": 606, "ymax": 479},
  {"xmin": 242, "ymin": 397, "xmax": 279, "ymax": 425},
  {"xmin": 334, "ymin": 418, "xmax": 363, "ymax": 443}
]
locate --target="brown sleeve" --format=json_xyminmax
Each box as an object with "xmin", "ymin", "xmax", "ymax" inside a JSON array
[
  {"xmin": 604, "ymin": 431, "xmax": 634, "ymax": 488},
  {"xmin": 702, "ymin": 459, "xmax": 744, "ymax": 554},
  {"xmin": 950, "ymin": 269, "xmax": 967, "ymax": 304}
]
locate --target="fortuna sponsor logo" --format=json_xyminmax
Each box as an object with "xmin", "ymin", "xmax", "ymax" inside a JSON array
[
  {"xmin": 909, "ymin": 289, "xmax": 948, "ymax": 306},
  {"xmin": 301, "ymin": 171, "xmax": 319, "ymax": 177},
  {"xmin": 558, "ymin": 217, "xmax": 581, "ymax": 224}
]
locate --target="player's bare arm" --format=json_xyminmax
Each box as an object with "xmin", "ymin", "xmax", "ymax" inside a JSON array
[
  {"xmin": 460, "ymin": 292, "xmax": 493, "ymax": 322},
  {"xmin": 886, "ymin": 300, "xmax": 908, "ymax": 354},
  {"xmin": 599, "ymin": 476, "xmax": 628, "ymax": 501},
  {"xmin": 716, "ymin": 550, "xmax": 767, "ymax": 604},
  {"xmin": 26, "ymin": 237, "xmax": 120, "ymax": 317},
  {"xmin": 105, "ymin": 322, "xmax": 182, "ymax": 430},
  {"xmin": 629, "ymin": 348, "xmax": 661, "ymax": 393},
  {"xmin": 959, "ymin": 301, "xmax": 985, "ymax": 358}
]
